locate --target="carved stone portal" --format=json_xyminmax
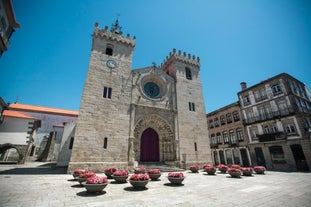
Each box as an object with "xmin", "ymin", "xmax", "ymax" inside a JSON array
[{"xmin": 133, "ymin": 114, "xmax": 176, "ymax": 162}]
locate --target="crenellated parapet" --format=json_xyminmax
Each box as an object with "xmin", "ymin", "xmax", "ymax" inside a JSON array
[
  {"xmin": 92, "ymin": 22, "xmax": 136, "ymax": 47},
  {"xmin": 160, "ymin": 48, "xmax": 200, "ymax": 69}
]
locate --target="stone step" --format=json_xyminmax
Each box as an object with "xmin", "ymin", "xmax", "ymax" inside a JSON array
[{"xmin": 136, "ymin": 163, "xmax": 185, "ymax": 172}]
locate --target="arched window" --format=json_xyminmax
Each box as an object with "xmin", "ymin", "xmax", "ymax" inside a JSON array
[
  {"xmin": 105, "ymin": 44, "xmax": 113, "ymax": 56},
  {"xmin": 185, "ymin": 67, "xmax": 192, "ymax": 80}
]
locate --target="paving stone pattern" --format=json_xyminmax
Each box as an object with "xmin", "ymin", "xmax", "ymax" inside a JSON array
[{"xmin": 0, "ymin": 163, "xmax": 310, "ymax": 207}]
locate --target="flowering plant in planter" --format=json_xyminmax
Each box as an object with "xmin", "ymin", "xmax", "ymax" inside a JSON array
[
  {"xmin": 86, "ymin": 175, "xmax": 108, "ymax": 184},
  {"xmin": 104, "ymin": 167, "xmax": 118, "ymax": 178},
  {"xmin": 253, "ymin": 166, "xmax": 266, "ymax": 174},
  {"xmin": 130, "ymin": 173, "xmax": 150, "ymax": 181},
  {"xmin": 228, "ymin": 167, "xmax": 242, "ymax": 178},
  {"xmin": 148, "ymin": 169, "xmax": 161, "ymax": 174},
  {"xmin": 147, "ymin": 169, "xmax": 161, "ymax": 180},
  {"xmin": 167, "ymin": 172, "xmax": 185, "ymax": 185},
  {"xmin": 168, "ymin": 172, "xmax": 184, "ymax": 178},
  {"xmin": 113, "ymin": 170, "xmax": 129, "ymax": 176},
  {"xmin": 134, "ymin": 166, "xmax": 147, "ymax": 174},
  {"xmin": 189, "ymin": 164, "xmax": 199, "ymax": 173},
  {"xmin": 112, "ymin": 170, "xmax": 129, "ymax": 183},
  {"xmin": 72, "ymin": 168, "xmax": 87, "ymax": 179},
  {"xmin": 231, "ymin": 164, "xmax": 241, "ymax": 169},
  {"xmin": 203, "ymin": 164, "xmax": 214, "ymax": 169},
  {"xmin": 240, "ymin": 167, "xmax": 253, "ymax": 176},
  {"xmin": 78, "ymin": 171, "xmax": 96, "ymax": 185},
  {"xmin": 204, "ymin": 165, "xmax": 216, "ymax": 175},
  {"xmin": 79, "ymin": 171, "xmax": 96, "ymax": 179},
  {"xmin": 217, "ymin": 164, "xmax": 228, "ymax": 173},
  {"xmin": 129, "ymin": 173, "xmax": 150, "ymax": 189},
  {"xmin": 84, "ymin": 175, "xmax": 108, "ymax": 193}
]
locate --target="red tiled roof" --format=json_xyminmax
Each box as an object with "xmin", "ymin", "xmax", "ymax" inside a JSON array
[
  {"xmin": 3, "ymin": 110, "xmax": 39, "ymax": 120},
  {"xmin": 9, "ymin": 103, "xmax": 78, "ymax": 117}
]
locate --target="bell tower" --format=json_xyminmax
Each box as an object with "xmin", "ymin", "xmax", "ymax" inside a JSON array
[
  {"xmin": 161, "ymin": 49, "xmax": 212, "ymax": 167},
  {"xmin": 68, "ymin": 21, "xmax": 136, "ymax": 172}
]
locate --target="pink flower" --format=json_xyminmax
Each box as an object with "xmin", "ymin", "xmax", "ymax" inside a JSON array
[
  {"xmin": 228, "ymin": 168, "xmax": 241, "ymax": 173},
  {"xmin": 86, "ymin": 175, "xmax": 108, "ymax": 184},
  {"xmin": 148, "ymin": 169, "xmax": 161, "ymax": 174},
  {"xmin": 189, "ymin": 164, "xmax": 199, "ymax": 170},
  {"xmin": 79, "ymin": 171, "xmax": 96, "ymax": 178},
  {"xmin": 231, "ymin": 164, "xmax": 241, "ymax": 169},
  {"xmin": 113, "ymin": 170, "xmax": 129, "ymax": 176},
  {"xmin": 168, "ymin": 172, "xmax": 184, "ymax": 178},
  {"xmin": 130, "ymin": 174, "xmax": 150, "ymax": 181},
  {"xmin": 104, "ymin": 167, "xmax": 117, "ymax": 173}
]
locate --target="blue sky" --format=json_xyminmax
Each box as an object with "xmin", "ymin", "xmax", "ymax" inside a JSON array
[{"xmin": 1, "ymin": 0, "xmax": 311, "ymax": 113}]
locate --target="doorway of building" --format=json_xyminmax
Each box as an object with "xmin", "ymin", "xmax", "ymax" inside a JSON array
[
  {"xmin": 140, "ymin": 128, "xmax": 159, "ymax": 162},
  {"xmin": 255, "ymin": 147, "xmax": 266, "ymax": 167},
  {"xmin": 290, "ymin": 144, "xmax": 309, "ymax": 171},
  {"xmin": 240, "ymin": 148, "xmax": 250, "ymax": 167}
]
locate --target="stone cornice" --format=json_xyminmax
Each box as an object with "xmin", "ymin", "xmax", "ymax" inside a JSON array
[
  {"xmin": 160, "ymin": 48, "xmax": 200, "ymax": 69},
  {"xmin": 92, "ymin": 22, "xmax": 136, "ymax": 47}
]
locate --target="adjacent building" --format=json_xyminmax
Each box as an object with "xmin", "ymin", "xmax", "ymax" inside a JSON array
[
  {"xmin": 207, "ymin": 102, "xmax": 251, "ymax": 167},
  {"xmin": 0, "ymin": 102, "xmax": 78, "ymax": 163},
  {"xmin": 0, "ymin": 0, "xmax": 20, "ymax": 56},
  {"xmin": 238, "ymin": 73, "xmax": 311, "ymax": 171}
]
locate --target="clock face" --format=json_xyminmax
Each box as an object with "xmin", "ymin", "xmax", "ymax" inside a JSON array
[
  {"xmin": 106, "ymin": 60, "xmax": 117, "ymax": 68},
  {"xmin": 144, "ymin": 82, "xmax": 160, "ymax": 98}
]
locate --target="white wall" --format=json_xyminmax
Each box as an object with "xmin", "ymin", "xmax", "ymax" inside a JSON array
[{"xmin": 0, "ymin": 117, "xmax": 31, "ymax": 145}]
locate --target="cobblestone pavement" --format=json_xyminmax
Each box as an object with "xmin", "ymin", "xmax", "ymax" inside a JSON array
[{"xmin": 0, "ymin": 162, "xmax": 310, "ymax": 207}]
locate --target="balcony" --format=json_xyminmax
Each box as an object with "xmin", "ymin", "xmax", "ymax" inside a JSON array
[
  {"xmin": 229, "ymin": 142, "xmax": 239, "ymax": 147},
  {"xmin": 257, "ymin": 132, "xmax": 287, "ymax": 142},
  {"xmin": 255, "ymin": 95, "xmax": 268, "ymax": 102},
  {"xmin": 243, "ymin": 107, "xmax": 295, "ymax": 125},
  {"xmin": 210, "ymin": 143, "xmax": 219, "ymax": 149}
]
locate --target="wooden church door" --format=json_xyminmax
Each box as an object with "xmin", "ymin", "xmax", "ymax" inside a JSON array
[{"xmin": 140, "ymin": 128, "xmax": 159, "ymax": 162}]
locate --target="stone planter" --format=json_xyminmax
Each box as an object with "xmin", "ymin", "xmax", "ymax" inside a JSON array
[
  {"xmin": 190, "ymin": 168, "xmax": 199, "ymax": 173},
  {"xmin": 129, "ymin": 180, "xmax": 149, "ymax": 189},
  {"xmin": 241, "ymin": 168, "xmax": 253, "ymax": 176},
  {"xmin": 167, "ymin": 177, "xmax": 185, "ymax": 185},
  {"xmin": 83, "ymin": 183, "xmax": 108, "ymax": 193},
  {"xmin": 78, "ymin": 177, "xmax": 87, "ymax": 185},
  {"xmin": 253, "ymin": 166, "xmax": 266, "ymax": 174},
  {"xmin": 112, "ymin": 175, "xmax": 128, "ymax": 183},
  {"xmin": 228, "ymin": 170, "xmax": 242, "ymax": 178},
  {"xmin": 148, "ymin": 173, "xmax": 161, "ymax": 181},
  {"xmin": 219, "ymin": 167, "xmax": 228, "ymax": 173},
  {"xmin": 204, "ymin": 168, "xmax": 216, "ymax": 175},
  {"xmin": 104, "ymin": 171, "xmax": 114, "ymax": 179}
]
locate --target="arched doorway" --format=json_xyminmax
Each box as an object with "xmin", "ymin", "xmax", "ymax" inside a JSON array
[
  {"xmin": 140, "ymin": 128, "xmax": 159, "ymax": 162},
  {"xmin": 0, "ymin": 143, "xmax": 25, "ymax": 164}
]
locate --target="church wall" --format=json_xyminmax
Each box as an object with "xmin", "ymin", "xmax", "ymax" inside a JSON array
[
  {"xmin": 163, "ymin": 53, "xmax": 211, "ymax": 167},
  {"xmin": 68, "ymin": 25, "xmax": 135, "ymax": 172}
]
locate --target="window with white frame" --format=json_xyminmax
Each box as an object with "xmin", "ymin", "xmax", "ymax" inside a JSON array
[
  {"xmin": 211, "ymin": 134, "xmax": 216, "ymax": 144},
  {"xmin": 229, "ymin": 129, "xmax": 237, "ymax": 143},
  {"xmin": 236, "ymin": 128, "xmax": 244, "ymax": 141},
  {"xmin": 249, "ymin": 126, "xmax": 259, "ymax": 141},
  {"xmin": 282, "ymin": 120, "xmax": 297, "ymax": 135},
  {"xmin": 223, "ymin": 131, "xmax": 229, "ymax": 143},
  {"xmin": 272, "ymin": 83, "xmax": 282, "ymax": 95},
  {"xmin": 216, "ymin": 133, "xmax": 222, "ymax": 144},
  {"xmin": 243, "ymin": 95, "xmax": 250, "ymax": 105}
]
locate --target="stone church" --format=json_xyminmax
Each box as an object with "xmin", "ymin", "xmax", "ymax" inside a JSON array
[{"xmin": 68, "ymin": 21, "xmax": 212, "ymax": 172}]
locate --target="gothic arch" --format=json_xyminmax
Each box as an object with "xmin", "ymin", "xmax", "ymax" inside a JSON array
[
  {"xmin": 133, "ymin": 114, "xmax": 176, "ymax": 162},
  {"xmin": 0, "ymin": 143, "xmax": 28, "ymax": 164}
]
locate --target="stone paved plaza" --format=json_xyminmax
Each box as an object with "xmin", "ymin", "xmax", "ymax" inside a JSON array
[{"xmin": 0, "ymin": 162, "xmax": 310, "ymax": 207}]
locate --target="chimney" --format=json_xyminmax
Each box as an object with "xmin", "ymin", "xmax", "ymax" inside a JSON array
[{"xmin": 240, "ymin": 82, "xmax": 247, "ymax": 90}]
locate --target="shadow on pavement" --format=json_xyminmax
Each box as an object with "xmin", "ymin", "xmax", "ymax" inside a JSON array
[{"xmin": 0, "ymin": 162, "xmax": 67, "ymax": 175}]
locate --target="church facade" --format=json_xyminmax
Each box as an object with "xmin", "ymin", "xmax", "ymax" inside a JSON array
[{"xmin": 68, "ymin": 21, "xmax": 212, "ymax": 172}]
